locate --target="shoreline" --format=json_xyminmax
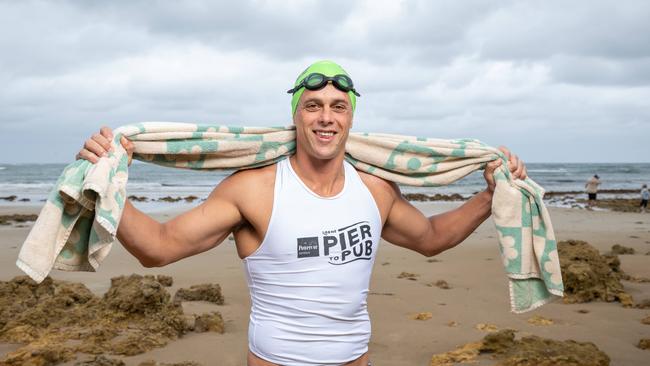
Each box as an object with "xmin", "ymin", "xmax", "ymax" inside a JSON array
[{"xmin": 1, "ymin": 187, "xmax": 646, "ymax": 215}]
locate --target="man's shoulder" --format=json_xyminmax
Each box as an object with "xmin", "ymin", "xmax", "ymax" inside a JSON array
[
  {"xmin": 230, "ymin": 163, "xmax": 277, "ymax": 180},
  {"xmin": 225, "ymin": 163, "xmax": 276, "ymax": 189},
  {"xmin": 355, "ymin": 169, "xmax": 400, "ymax": 199},
  {"xmin": 210, "ymin": 163, "xmax": 277, "ymax": 202}
]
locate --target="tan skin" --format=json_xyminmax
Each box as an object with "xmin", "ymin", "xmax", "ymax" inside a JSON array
[{"xmin": 77, "ymin": 84, "xmax": 527, "ymax": 366}]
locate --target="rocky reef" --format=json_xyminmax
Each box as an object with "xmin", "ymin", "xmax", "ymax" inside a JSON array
[
  {"xmin": 0, "ymin": 274, "xmax": 224, "ymax": 365},
  {"xmin": 430, "ymin": 329, "xmax": 610, "ymax": 366},
  {"xmin": 558, "ymin": 240, "xmax": 632, "ymax": 306}
]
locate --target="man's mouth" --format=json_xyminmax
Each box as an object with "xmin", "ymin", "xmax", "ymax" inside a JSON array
[{"xmin": 313, "ymin": 130, "xmax": 337, "ymax": 141}]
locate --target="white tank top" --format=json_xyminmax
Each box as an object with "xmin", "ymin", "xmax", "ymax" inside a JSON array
[{"xmin": 243, "ymin": 157, "xmax": 382, "ymax": 366}]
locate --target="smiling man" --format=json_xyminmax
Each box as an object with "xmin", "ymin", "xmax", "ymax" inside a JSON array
[{"xmin": 77, "ymin": 60, "xmax": 526, "ymax": 366}]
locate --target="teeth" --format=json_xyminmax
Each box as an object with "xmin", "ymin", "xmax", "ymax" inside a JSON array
[{"xmin": 316, "ymin": 131, "xmax": 334, "ymax": 137}]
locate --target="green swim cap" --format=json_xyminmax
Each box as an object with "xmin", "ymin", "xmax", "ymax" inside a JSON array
[{"xmin": 290, "ymin": 60, "xmax": 357, "ymax": 115}]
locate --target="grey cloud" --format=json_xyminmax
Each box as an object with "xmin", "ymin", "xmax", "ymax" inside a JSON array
[
  {"xmin": 1, "ymin": 0, "xmax": 649, "ymax": 163},
  {"xmin": 0, "ymin": 1, "xmax": 151, "ymax": 77},
  {"xmin": 361, "ymin": 1, "xmax": 499, "ymax": 64},
  {"xmin": 73, "ymin": 1, "xmax": 359, "ymax": 60},
  {"xmin": 471, "ymin": 1, "xmax": 650, "ymax": 60},
  {"xmin": 549, "ymin": 55, "xmax": 650, "ymax": 86}
]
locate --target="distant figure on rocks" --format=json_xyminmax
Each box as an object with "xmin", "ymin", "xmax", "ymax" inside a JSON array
[
  {"xmin": 641, "ymin": 184, "xmax": 649, "ymax": 213},
  {"xmin": 585, "ymin": 174, "xmax": 600, "ymax": 207}
]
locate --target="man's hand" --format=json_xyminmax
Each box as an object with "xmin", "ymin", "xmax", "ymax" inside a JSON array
[
  {"xmin": 483, "ymin": 146, "xmax": 527, "ymax": 193},
  {"xmin": 76, "ymin": 126, "xmax": 134, "ymax": 166}
]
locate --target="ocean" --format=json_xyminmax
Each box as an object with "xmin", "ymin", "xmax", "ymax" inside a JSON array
[{"xmin": 1, "ymin": 162, "xmax": 649, "ymax": 211}]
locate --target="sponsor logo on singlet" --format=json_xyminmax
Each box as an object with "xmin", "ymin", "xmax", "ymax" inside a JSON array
[{"xmin": 296, "ymin": 221, "xmax": 373, "ymax": 265}]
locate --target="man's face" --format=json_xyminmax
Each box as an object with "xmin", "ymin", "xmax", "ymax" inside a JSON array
[{"xmin": 293, "ymin": 83, "xmax": 353, "ymax": 161}]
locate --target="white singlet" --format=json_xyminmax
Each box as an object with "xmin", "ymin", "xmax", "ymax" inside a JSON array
[{"xmin": 243, "ymin": 157, "xmax": 382, "ymax": 366}]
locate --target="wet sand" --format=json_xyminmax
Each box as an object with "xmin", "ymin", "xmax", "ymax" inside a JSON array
[{"xmin": 1, "ymin": 203, "xmax": 649, "ymax": 365}]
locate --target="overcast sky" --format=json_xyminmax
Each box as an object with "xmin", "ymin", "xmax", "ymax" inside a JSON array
[{"xmin": 1, "ymin": 0, "xmax": 648, "ymax": 163}]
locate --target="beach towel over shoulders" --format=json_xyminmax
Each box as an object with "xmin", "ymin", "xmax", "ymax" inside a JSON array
[{"xmin": 16, "ymin": 122, "xmax": 563, "ymax": 313}]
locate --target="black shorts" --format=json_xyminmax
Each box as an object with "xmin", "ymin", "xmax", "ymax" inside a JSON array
[
  {"xmin": 642, "ymin": 199, "xmax": 648, "ymax": 208},
  {"xmin": 588, "ymin": 193, "xmax": 597, "ymax": 200}
]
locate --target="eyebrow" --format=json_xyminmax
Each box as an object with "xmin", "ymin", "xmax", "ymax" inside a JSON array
[{"xmin": 303, "ymin": 98, "xmax": 350, "ymax": 105}]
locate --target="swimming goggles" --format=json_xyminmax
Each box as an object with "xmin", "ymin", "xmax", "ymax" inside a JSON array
[{"xmin": 287, "ymin": 73, "xmax": 361, "ymax": 97}]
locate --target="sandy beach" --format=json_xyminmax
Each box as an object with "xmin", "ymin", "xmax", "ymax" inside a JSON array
[{"xmin": 1, "ymin": 202, "xmax": 649, "ymax": 365}]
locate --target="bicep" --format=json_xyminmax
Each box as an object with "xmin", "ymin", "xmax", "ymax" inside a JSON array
[
  {"xmin": 381, "ymin": 192, "xmax": 434, "ymax": 255},
  {"xmin": 359, "ymin": 173, "xmax": 437, "ymax": 255},
  {"xmin": 161, "ymin": 181, "xmax": 243, "ymax": 263}
]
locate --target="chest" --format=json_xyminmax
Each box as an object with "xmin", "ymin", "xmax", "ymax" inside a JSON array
[
  {"xmin": 234, "ymin": 163, "xmax": 390, "ymax": 259},
  {"xmin": 265, "ymin": 191, "xmax": 380, "ymax": 257}
]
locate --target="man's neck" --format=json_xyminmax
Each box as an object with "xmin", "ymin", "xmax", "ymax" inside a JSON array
[{"xmin": 290, "ymin": 152, "xmax": 346, "ymax": 197}]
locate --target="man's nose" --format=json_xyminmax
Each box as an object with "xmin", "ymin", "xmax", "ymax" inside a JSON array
[{"xmin": 318, "ymin": 107, "xmax": 334, "ymax": 125}]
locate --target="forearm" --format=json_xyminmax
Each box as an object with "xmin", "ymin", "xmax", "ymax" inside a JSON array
[
  {"xmin": 116, "ymin": 199, "xmax": 167, "ymax": 267},
  {"xmin": 427, "ymin": 190, "xmax": 493, "ymax": 254}
]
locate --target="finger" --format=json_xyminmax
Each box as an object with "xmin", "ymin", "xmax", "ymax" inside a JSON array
[
  {"xmin": 100, "ymin": 127, "xmax": 114, "ymax": 152},
  {"xmin": 509, "ymin": 154, "xmax": 519, "ymax": 173},
  {"xmin": 484, "ymin": 169, "xmax": 494, "ymax": 183},
  {"xmin": 77, "ymin": 149, "xmax": 99, "ymax": 164},
  {"xmin": 489, "ymin": 158, "xmax": 502, "ymax": 166},
  {"xmin": 520, "ymin": 165, "xmax": 528, "ymax": 179},
  {"xmin": 120, "ymin": 136, "xmax": 135, "ymax": 166},
  {"xmin": 486, "ymin": 158, "xmax": 502, "ymax": 170},
  {"xmin": 484, "ymin": 163, "xmax": 498, "ymax": 179},
  {"xmin": 120, "ymin": 135, "xmax": 130, "ymax": 147},
  {"xmin": 514, "ymin": 159, "xmax": 525, "ymax": 178},
  {"xmin": 484, "ymin": 159, "xmax": 501, "ymax": 178},
  {"xmin": 100, "ymin": 126, "xmax": 114, "ymax": 140},
  {"xmin": 85, "ymin": 138, "xmax": 108, "ymax": 157},
  {"xmin": 121, "ymin": 136, "xmax": 134, "ymax": 153},
  {"xmin": 92, "ymin": 132, "xmax": 113, "ymax": 153}
]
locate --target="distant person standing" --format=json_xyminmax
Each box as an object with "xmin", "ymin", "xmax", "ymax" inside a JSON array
[
  {"xmin": 585, "ymin": 174, "xmax": 601, "ymax": 207},
  {"xmin": 641, "ymin": 184, "xmax": 649, "ymax": 213}
]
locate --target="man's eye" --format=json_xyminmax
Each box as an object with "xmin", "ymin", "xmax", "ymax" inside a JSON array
[
  {"xmin": 334, "ymin": 104, "xmax": 347, "ymax": 112},
  {"xmin": 306, "ymin": 104, "xmax": 319, "ymax": 110}
]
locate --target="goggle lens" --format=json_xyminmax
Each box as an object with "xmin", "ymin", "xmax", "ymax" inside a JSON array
[
  {"xmin": 288, "ymin": 73, "xmax": 360, "ymax": 97},
  {"xmin": 305, "ymin": 74, "xmax": 326, "ymax": 88},
  {"xmin": 335, "ymin": 76, "xmax": 351, "ymax": 89}
]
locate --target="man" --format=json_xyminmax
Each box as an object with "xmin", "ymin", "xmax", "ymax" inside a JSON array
[
  {"xmin": 585, "ymin": 174, "xmax": 601, "ymax": 207},
  {"xmin": 77, "ymin": 60, "xmax": 527, "ymax": 366}
]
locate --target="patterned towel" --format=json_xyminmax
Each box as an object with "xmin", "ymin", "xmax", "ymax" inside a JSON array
[{"xmin": 16, "ymin": 122, "xmax": 563, "ymax": 313}]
